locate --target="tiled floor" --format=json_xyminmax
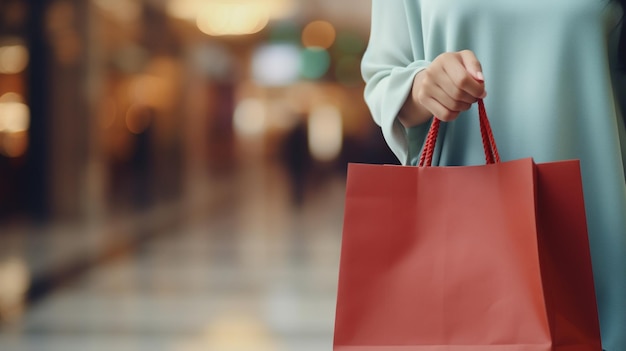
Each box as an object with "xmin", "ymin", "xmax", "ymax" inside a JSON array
[{"xmin": 0, "ymin": 162, "xmax": 345, "ymax": 350}]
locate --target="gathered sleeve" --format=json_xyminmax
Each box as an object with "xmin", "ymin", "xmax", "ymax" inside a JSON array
[{"xmin": 361, "ymin": 0, "xmax": 431, "ymax": 165}]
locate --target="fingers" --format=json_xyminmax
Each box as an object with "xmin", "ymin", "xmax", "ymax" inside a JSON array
[
  {"xmin": 417, "ymin": 73, "xmax": 472, "ymax": 121},
  {"xmin": 418, "ymin": 95, "xmax": 461, "ymax": 122},
  {"xmin": 459, "ymin": 50, "xmax": 484, "ymax": 82},
  {"xmin": 414, "ymin": 50, "xmax": 487, "ymax": 121},
  {"xmin": 448, "ymin": 51, "xmax": 486, "ymax": 99},
  {"xmin": 439, "ymin": 63, "xmax": 482, "ymax": 104}
]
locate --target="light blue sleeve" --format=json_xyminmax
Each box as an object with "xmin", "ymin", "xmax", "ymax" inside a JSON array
[
  {"xmin": 361, "ymin": 0, "xmax": 431, "ymax": 165},
  {"xmin": 609, "ymin": 21, "xmax": 626, "ymax": 172}
]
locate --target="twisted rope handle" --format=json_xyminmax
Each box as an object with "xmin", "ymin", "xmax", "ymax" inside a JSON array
[
  {"xmin": 478, "ymin": 99, "xmax": 500, "ymax": 164},
  {"xmin": 418, "ymin": 99, "xmax": 499, "ymax": 167}
]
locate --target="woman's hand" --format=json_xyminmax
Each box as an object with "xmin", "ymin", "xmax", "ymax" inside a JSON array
[{"xmin": 399, "ymin": 50, "xmax": 486, "ymax": 127}]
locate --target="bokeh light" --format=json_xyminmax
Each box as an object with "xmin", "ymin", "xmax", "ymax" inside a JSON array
[
  {"xmin": 173, "ymin": 313, "xmax": 281, "ymax": 351},
  {"xmin": 196, "ymin": 3, "xmax": 270, "ymax": 36},
  {"xmin": 167, "ymin": 0, "xmax": 295, "ymax": 22},
  {"xmin": 301, "ymin": 20, "xmax": 336, "ymax": 49},
  {"xmin": 125, "ymin": 104, "xmax": 153, "ymax": 134},
  {"xmin": 0, "ymin": 44, "xmax": 29, "ymax": 74},
  {"xmin": 2, "ymin": 132, "xmax": 28, "ymax": 158},
  {"xmin": 308, "ymin": 104, "xmax": 343, "ymax": 161},
  {"xmin": 166, "ymin": 0, "xmax": 199, "ymax": 21},
  {"xmin": 234, "ymin": 98, "xmax": 267, "ymax": 137},
  {"xmin": 128, "ymin": 67, "xmax": 177, "ymax": 112},
  {"xmin": 300, "ymin": 47, "xmax": 331, "ymax": 80},
  {"xmin": 252, "ymin": 43, "xmax": 300, "ymax": 86},
  {"xmin": 0, "ymin": 93, "xmax": 30, "ymax": 133},
  {"xmin": 0, "ymin": 257, "xmax": 30, "ymax": 321}
]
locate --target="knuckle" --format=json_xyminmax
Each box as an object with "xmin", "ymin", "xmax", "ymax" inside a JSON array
[
  {"xmin": 436, "ymin": 52, "xmax": 457, "ymax": 64},
  {"xmin": 450, "ymin": 89, "xmax": 466, "ymax": 101},
  {"xmin": 421, "ymin": 72, "xmax": 434, "ymax": 85},
  {"xmin": 416, "ymin": 90, "xmax": 428, "ymax": 104},
  {"xmin": 459, "ymin": 49, "xmax": 475, "ymax": 58},
  {"xmin": 456, "ymin": 77, "xmax": 478, "ymax": 94},
  {"xmin": 420, "ymin": 78, "xmax": 437, "ymax": 94},
  {"xmin": 435, "ymin": 52, "xmax": 450, "ymax": 60},
  {"xmin": 457, "ymin": 74, "xmax": 473, "ymax": 87},
  {"xmin": 450, "ymin": 101, "xmax": 464, "ymax": 112}
]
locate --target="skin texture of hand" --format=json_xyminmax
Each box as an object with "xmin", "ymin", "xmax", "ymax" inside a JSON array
[{"xmin": 398, "ymin": 50, "xmax": 487, "ymax": 127}]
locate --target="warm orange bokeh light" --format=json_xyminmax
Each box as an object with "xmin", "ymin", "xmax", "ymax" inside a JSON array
[
  {"xmin": 125, "ymin": 104, "xmax": 153, "ymax": 134},
  {"xmin": 196, "ymin": 3, "xmax": 270, "ymax": 36},
  {"xmin": 302, "ymin": 20, "xmax": 336, "ymax": 49},
  {"xmin": 0, "ymin": 44, "xmax": 29, "ymax": 74}
]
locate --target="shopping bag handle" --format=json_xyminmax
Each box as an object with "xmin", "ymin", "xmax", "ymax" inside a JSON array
[{"xmin": 418, "ymin": 99, "xmax": 500, "ymax": 167}]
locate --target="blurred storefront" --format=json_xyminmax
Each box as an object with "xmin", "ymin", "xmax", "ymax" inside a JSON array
[
  {"xmin": 0, "ymin": 1, "xmax": 400, "ymax": 338},
  {"xmin": 0, "ymin": 0, "xmax": 394, "ymax": 223}
]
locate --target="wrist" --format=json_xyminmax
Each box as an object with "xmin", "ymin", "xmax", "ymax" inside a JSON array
[{"xmin": 398, "ymin": 71, "xmax": 432, "ymax": 128}]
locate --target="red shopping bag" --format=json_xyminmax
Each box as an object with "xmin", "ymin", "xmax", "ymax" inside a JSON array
[{"xmin": 333, "ymin": 100, "xmax": 602, "ymax": 350}]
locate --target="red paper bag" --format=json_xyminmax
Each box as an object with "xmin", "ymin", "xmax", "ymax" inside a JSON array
[{"xmin": 333, "ymin": 101, "xmax": 602, "ymax": 351}]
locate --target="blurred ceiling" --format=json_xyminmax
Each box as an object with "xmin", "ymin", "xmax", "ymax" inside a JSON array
[{"xmin": 147, "ymin": 0, "xmax": 372, "ymax": 35}]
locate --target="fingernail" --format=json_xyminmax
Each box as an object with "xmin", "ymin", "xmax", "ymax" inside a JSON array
[{"xmin": 476, "ymin": 71, "xmax": 484, "ymax": 81}]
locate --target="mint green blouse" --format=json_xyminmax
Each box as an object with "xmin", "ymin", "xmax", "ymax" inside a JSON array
[{"xmin": 362, "ymin": 0, "xmax": 626, "ymax": 349}]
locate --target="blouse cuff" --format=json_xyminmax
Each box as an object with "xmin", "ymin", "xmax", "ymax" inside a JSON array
[{"xmin": 381, "ymin": 60, "xmax": 430, "ymax": 165}]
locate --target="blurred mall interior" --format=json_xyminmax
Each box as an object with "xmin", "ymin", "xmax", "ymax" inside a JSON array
[{"xmin": 0, "ymin": 0, "xmax": 397, "ymax": 350}]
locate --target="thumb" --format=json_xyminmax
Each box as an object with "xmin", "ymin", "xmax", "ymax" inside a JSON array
[{"xmin": 459, "ymin": 50, "xmax": 484, "ymax": 81}]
